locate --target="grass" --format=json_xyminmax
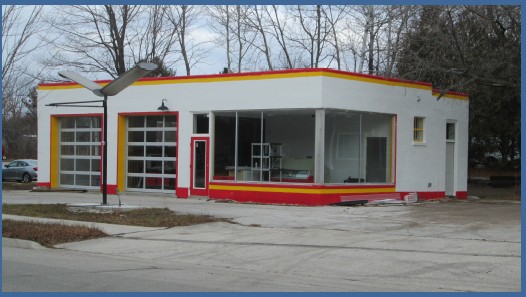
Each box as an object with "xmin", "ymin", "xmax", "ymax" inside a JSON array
[
  {"xmin": 2, "ymin": 203, "xmax": 230, "ymax": 227},
  {"xmin": 3, "ymin": 219, "xmax": 107, "ymax": 247},
  {"xmin": 2, "ymin": 181, "xmax": 36, "ymax": 191},
  {"xmin": 2, "ymin": 204, "xmax": 230, "ymax": 247}
]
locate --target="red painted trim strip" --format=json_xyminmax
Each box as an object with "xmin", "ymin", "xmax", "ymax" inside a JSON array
[
  {"xmin": 456, "ymin": 191, "xmax": 468, "ymax": 199},
  {"xmin": 116, "ymin": 112, "xmax": 179, "ymax": 195},
  {"xmin": 176, "ymin": 187, "xmax": 189, "ymax": 198},
  {"xmin": 393, "ymin": 116, "xmax": 398, "ymax": 185},
  {"xmin": 107, "ymin": 185, "xmax": 117, "ymax": 195},
  {"xmin": 50, "ymin": 113, "xmax": 103, "ymax": 118},
  {"xmin": 118, "ymin": 111, "xmax": 179, "ymax": 116},
  {"xmin": 36, "ymin": 182, "xmax": 51, "ymax": 188},
  {"xmin": 39, "ymin": 68, "xmax": 433, "ymax": 89},
  {"xmin": 209, "ymin": 181, "xmax": 395, "ymax": 190},
  {"xmin": 190, "ymin": 137, "xmax": 210, "ymax": 196},
  {"xmin": 432, "ymin": 89, "xmax": 470, "ymax": 98},
  {"xmin": 209, "ymin": 188, "xmax": 447, "ymax": 206},
  {"xmin": 399, "ymin": 191, "xmax": 446, "ymax": 200},
  {"xmin": 39, "ymin": 69, "xmax": 469, "ymax": 100}
]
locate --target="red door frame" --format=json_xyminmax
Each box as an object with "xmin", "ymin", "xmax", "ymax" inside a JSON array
[{"xmin": 190, "ymin": 136, "xmax": 210, "ymax": 196}]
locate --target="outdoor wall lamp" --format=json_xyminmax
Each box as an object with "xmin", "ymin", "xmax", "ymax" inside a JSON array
[{"xmin": 158, "ymin": 99, "xmax": 169, "ymax": 111}]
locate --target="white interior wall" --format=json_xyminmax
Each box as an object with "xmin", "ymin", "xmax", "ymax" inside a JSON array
[{"xmin": 265, "ymin": 113, "xmax": 315, "ymax": 159}]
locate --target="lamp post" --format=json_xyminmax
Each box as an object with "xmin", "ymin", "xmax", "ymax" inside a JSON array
[{"xmin": 48, "ymin": 63, "xmax": 157, "ymax": 205}]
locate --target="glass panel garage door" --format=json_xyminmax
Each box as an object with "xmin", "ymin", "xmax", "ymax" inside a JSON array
[
  {"xmin": 59, "ymin": 116, "xmax": 101, "ymax": 189},
  {"xmin": 126, "ymin": 115, "xmax": 177, "ymax": 193}
]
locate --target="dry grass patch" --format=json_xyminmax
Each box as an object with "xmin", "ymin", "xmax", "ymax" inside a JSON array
[
  {"xmin": 2, "ymin": 181, "xmax": 36, "ymax": 191},
  {"xmin": 3, "ymin": 219, "xmax": 107, "ymax": 247},
  {"xmin": 2, "ymin": 204, "xmax": 229, "ymax": 227}
]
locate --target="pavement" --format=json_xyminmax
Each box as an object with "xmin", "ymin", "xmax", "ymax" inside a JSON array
[{"xmin": 1, "ymin": 190, "xmax": 522, "ymax": 292}]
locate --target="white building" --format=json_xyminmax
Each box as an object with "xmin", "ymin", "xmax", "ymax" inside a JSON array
[{"xmin": 37, "ymin": 69, "xmax": 469, "ymax": 205}]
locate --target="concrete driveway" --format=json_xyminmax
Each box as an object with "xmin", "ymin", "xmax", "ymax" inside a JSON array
[{"xmin": 2, "ymin": 190, "xmax": 521, "ymax": 291}]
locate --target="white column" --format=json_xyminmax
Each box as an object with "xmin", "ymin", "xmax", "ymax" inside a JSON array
[{"xmin": 314, "ymin": 109, "xmax": 325, "ymax": 184}]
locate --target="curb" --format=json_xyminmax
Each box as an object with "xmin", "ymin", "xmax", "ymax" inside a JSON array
[{"xmin": 2, "ymin": 237, "xmax": 47, "ymax": 250}]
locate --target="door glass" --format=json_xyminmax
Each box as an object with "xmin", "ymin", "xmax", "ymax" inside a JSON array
[{"xmin": 194, "ymin": 141, "xmax": 206, "ymax": 189}]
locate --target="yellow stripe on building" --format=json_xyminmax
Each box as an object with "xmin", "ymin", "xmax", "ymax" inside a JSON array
[
  {"xmin": 38, "ymin": 70, "xmax": 468, "ymax": 101},
  {"xmin": 50, "ymin": 116, "xmax": 59, "ymax": 188},
  {"xmin": 323, "ymin": 72, "xmax": 432, "ymax": 90},
  {"xmin": 432, "ymin": 92, "xmax": 469, "ymax": 100},
  {"xmin": 117, "ymin": 115, "xmax": 127, "ymax": 193},
  {"xmin": 209, "ymin": 184, "xmax": 395, "ymax": 195}
]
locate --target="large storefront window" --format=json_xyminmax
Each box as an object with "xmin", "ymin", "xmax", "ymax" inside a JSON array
[
  {"xmin": 325, "ymin": 110, "xmax": 394, "ymax": 184},
  {"xmin": 213, "ymin": 110, "xmax": 315, "ymax": 183},
  {"xmin": 59, "ymin": 116, "xmax": 101, "ymax": 188},
  {"xmin": 126, "ymin": 115, "xmax": 177, "ymax": 192}
]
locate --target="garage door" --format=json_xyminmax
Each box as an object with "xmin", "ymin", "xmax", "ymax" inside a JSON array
[
  {"xmin": 126, "ymin": 115, "xmax": 177, "ymax": 193},
  {"xmin": 58, "ymin": 116, "xmax": 101, "ymax": 189}
]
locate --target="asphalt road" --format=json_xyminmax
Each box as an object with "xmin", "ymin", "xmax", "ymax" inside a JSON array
[{"xmin": 1, "ymin": 190, "xmax": 522, "ymax": 292}]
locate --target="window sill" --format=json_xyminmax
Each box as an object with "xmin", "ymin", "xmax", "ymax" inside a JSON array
[{"xmin": 413, "ymin": 141, "xmax": 427, "ymax": 146}]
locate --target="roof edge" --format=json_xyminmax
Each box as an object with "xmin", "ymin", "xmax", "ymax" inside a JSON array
[{"xmin": 38, "ymin": 68, "xmax": 469, "ymax": 100}]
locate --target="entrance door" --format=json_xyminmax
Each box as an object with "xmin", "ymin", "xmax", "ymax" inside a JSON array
[
  {"xmin": 366, "ymin": 137, "xmax": 387, "ymax": 183},
  {"xmin": 190, "ymin": 137, "xmax": 209, "ymax": 196},
  {"xmin": 445, "ymin": 122, "xmax": 456, "ymax": 196}
]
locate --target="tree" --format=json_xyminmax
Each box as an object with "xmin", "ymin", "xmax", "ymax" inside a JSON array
[
  {"xmin": 264, "ymin": 5, "xmax": 295, "ymax": 69},
  {"xmin": 288, "ymin": 5, "xmax": 330, "ymax": 68},
  {"xmin": 166, "ymin": 5, "xmax": 210, "ymax": 76},
  {"xmin": 44, "ymin": 5, "xmax": 143, "ymax": 77},
  {"xmin": 133, "ymin": 5, "xmax": 179, "ymax": 74},
  {"xmin": 245, "ymin": 5, "xmax": 274, "ymax": 70},
  {"xmin": 321, "ymin": 5, "xmax": 349, "ymax": 70},
  {"xmin": 2, "ymin": 5, "xmax": 43, "ymax": 159},
  {"xmin": 2, "ymin": 5, "xmax": 43, "ymax": 119},
  {"xmin": 207, "ymin": 5, "xmax": 234, "ymax": 72},
  {"xmin": 396, "ymin": 5, "xmax": 520, "ymax": 168}
]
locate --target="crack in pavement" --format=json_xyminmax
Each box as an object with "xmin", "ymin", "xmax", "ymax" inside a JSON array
[{"xmin": 112, "ymin": 235, "xmax": 520, "ymax": 258}]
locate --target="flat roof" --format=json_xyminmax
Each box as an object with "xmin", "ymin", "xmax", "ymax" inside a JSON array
[{"xmin": 38, "ymin": 68, "xmax": 469, "ymax": 100}]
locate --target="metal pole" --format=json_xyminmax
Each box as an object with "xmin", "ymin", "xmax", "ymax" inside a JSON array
[{"xmin": 102, "ymin": 95, "xmax": 108, "ymax": 205}]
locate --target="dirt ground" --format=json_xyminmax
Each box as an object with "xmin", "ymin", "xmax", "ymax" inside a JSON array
[
  {"xmin": 468, "ymin": 183, "xmax": 521, "ymax": 201},
  {"xmin": 468, "ymin": 168, "xmax": 521, "ymax": 201}
]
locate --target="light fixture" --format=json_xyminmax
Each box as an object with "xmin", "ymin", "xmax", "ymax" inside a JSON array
[
  {"xmin": 158, "ymin": 99, "xmax": 169, "ymax": 111},
  {"xmin": 51, "ymin": 63, "xmax": 157, "ymax": 205}
]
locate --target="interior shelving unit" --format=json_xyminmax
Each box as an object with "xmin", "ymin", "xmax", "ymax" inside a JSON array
[{"xmin": 251, "ymin": 143, "xmax": 282, "ymax": 181}]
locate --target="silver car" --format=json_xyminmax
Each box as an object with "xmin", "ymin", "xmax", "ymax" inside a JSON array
[{"xmin": 2, "ymin": 159, "xmax": 38, "ymax": 183}]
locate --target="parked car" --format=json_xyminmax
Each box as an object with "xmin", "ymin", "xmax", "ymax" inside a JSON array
[
  {"xmin": 2, "ymin": 144, "xmax": 6, "ymax": 160},
  {"xmin": 2, "ymin": 159, "xmax": 38, "ymax": 183}
]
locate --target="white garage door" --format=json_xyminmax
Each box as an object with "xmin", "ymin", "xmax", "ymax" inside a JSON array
[
  {"xmin": 126, "ymin": 115, "xmax": 177, "ymax": 193},
  {"xmin": 58, "ymin": 116, "xmax": 101, "ymax": 189}
]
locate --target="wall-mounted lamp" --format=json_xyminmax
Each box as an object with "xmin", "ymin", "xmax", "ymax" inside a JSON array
[{"xmin": 158, "ymin": 99, "xmax": 169, "ymax": 111}]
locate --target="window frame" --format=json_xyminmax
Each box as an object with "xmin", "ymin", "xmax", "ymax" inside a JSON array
[
  {"xmin": 446, "ymin": 122, "xmax": 456, "ymax": 142},
  {"xmin": 413, "ymin": 116, "xmax": 425, "ymax": 144}
]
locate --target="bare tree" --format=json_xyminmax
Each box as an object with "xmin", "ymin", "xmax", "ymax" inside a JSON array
[
  {"xmin": 2, "ymin": 5, "xmax": 43, "ymax": 119},
  {"xmin": 321, "ymin": 5, "xmax": 349, "ymax": 70},
  {"xmin": 44, "ymin": 5, "xmax": 142, "ymax": 77},
  {"xmin": 245, "ymin": 5, "xmax": 274, "ymax": 70},
  {"xmin": 2, "ymin": 5, "xmax": 43, "ymax": 159},
  {"xmin": 166, "ymin": 5, "xmax": 210, "ymax": 76},
  {"xmin": 288, "ymin": 5, "xmax": 330, "ymax": 68},
  {"xmin": 208, "ymin": 5, "xmax": 233, "ymax": 72},
  {"xmin": 382, "ymin": 6, "xmax": 414, "ymax": 77},
  {"xmin": 232, "ymin": 5, "xmax": 258, "ymax": 72},
  {"xmin": 132, "ymin": 5, "xmax": 178, "ymax": 72},
  {"xmin": 264, "ymin": 5, "xmax": 294, "ymax": 69},
  {"xmin": 208, "ymin": 5, "xmax": 258, "ymax": 73}
]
